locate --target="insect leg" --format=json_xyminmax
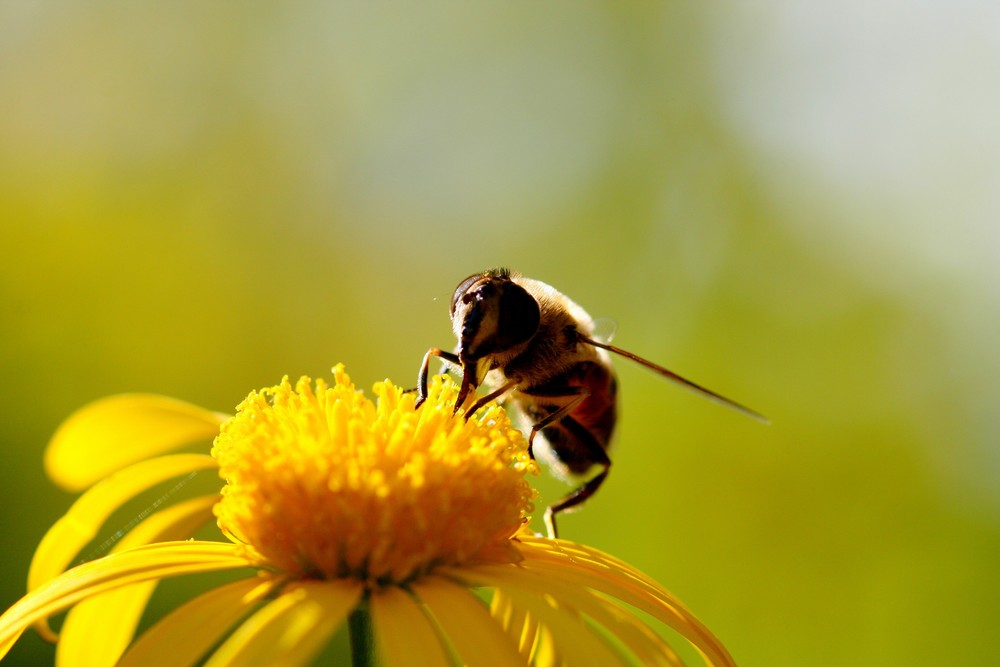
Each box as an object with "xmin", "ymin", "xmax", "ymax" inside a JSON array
[
  {"xmin": 541, "ymin": 416, "xmax": 611, "ymax": 540},
  {"xmin": 518, "ymin": 385, "xmax": 589, "ymax": 459},
  {"xmin": 545, "ymin": 465, "xmax": 610, "ymax": 539},
  {"xmin": 416, "ymin": 348, "xmax": 460, "ymax": 409},
  {"xmin": 463, "ymin": 379, "xmax": 518, "ymax": 421}
]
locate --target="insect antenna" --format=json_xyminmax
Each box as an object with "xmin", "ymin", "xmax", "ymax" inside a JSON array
[{"xmin": 578, "ymin": 334, "xmax": 770, "ymax": 424}]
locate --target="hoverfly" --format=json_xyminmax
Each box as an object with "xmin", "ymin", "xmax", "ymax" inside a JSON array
[{"xmin": 415, "ymin": 268, "xmax": 766, "ymax": 538}]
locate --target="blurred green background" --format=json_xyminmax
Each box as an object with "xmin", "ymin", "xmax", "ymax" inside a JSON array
[{"xmin": 3, "ymin": 2, "xmax": 999, "ymax": 665}]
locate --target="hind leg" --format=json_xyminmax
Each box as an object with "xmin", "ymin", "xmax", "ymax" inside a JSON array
[
  {"xmin": 544, "ymin": 464, "xmax": 610, "ymax": 539},
  {"xmin": 540, "ymin": 415, "xmax": 611, "ymax": 539}
]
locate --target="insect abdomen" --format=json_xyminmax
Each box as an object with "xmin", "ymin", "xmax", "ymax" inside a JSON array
[{"xmin": 532, "ymin": 361, "xmax": 617, "ymax": 476}]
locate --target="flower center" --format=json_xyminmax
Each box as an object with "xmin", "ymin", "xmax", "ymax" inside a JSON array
[{"xmin": 211, "ymin": 365, "xmax": 536, "ymax": 584}]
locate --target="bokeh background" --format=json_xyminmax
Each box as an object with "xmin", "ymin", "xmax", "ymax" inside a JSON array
[{"xmin": 3, "ymin": 2, "xmax": 999, "ymax": 665}]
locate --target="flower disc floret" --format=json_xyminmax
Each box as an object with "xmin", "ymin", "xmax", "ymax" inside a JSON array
[{"xmin": 211, "ymin": 365, "xmax": 537, "ymax": 584}]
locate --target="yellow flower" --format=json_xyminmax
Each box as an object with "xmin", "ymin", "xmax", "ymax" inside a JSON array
[{"xmin": 0, "ymin": 365, "xmax": 736, "ymax": 666}]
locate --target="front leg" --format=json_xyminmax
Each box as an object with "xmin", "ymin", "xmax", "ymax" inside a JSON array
[{"xmin": 415, "ymin": 348, "xmax": 460, "ymax": 409}]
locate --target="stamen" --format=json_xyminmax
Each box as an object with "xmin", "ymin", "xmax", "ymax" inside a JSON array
[{"xmin": 211, "ymin": 366, "xmax": 537, "ymax": 584}]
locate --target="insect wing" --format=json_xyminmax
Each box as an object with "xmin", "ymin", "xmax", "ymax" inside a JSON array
[{"xmin": 589, "ymin": 317, "xmax": 618, "ymax": 345}]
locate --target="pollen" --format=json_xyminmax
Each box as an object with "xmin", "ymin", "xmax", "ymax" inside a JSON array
[{"xmin": 211, "ymin": 365, "xmax": 537, "ymax": 584}]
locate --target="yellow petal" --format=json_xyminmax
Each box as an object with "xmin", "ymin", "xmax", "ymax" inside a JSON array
[
  {"xmin": 55, "ymin": 496, "xmax": 219, "ymax": 667},
  {"xmin": 203, "ymin": 579, "xmax": 363, "ymax": 667},
  {"xmin": 370, "ymin": 586, "xmax": 451, "ymax": 667},
  {"xmin": 530, "ymin": 627, "xmax": 559, "ymax": 667},
  {"xmin": 516, "ymin": 538, "xmax": 735, "ymax": 667},
  {"xmin": 410, "ymin": 576, "xmax": 523, "ymax": 667},
  {"xmin": 463, "ymin": 563, "xmax": 682, "ymax": 667},
  {"xmin": 29, "ymin": 454, "xmax": 217, "ymax": 596},
  {"xmin": 118, "ymin": 577, "xmax": 281, "ymax": 667},
  {"xmin": 503, "ymin": 586, "xmax": 629, "ymax": 667},
  {"xmin": 112, "ymin": 494, "xmax": 219, "ymax": 553},
  {"xmin": 45, "ymin": 394, "xmax": 227, "ymax": 491},
  {"xmin": 588, "ymin": 595, "xmax": 684, "ymax": 667},
  {"xmin": 0, "ymin": 542, "xmax": 253, "ymax": 661},
  {"xmin": 490, "ymin": 587, "xmax": 540, "ymax": 661}
]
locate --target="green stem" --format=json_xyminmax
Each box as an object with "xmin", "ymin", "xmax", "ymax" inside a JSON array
[{"xmin": 348, "ymin": 598, "xmax": 376, "ymax": 667}]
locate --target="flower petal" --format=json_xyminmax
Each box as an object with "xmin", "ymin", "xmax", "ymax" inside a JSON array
[
  {"xmin": 118, "ymin": 577, "xmax": 281, "ymax": 667},
  {"xmin": 45, "ymin": 394, "xmax": 227, "ymax": 492},
  {"xmin": 567, "ymin": 591, "xmax": 683, "ymax": 667},
  {"xmin": 370, "ymin": 586, "xmax": 451, "ymax": 667},
  {"xmin": 0, "ymin": 542, "xmax": 253, "ymax": 661},
  {"xmin": 203, "ymin": 579, "xmax": 363, "ymax": 667},
  {"xmin": 28, "ymin": 454, "xmax": 217, "ymax": 597},
  {"xmin": 463, "ymin": 563, "xmax": 682, "ymax": 667},
  {"xmin": 410, "ymin": 576, "xmax": 523, "ymax": 667},
  {"xmin": 515, "ymin": 537, "xmax": 735, "ymax": 667},
  {"xmin": 447, "ymin": 564, "xmax": 629, "ymax": 667},
  {"xmin": 490, "ymin": 587, "xmax": 541, "ymax": 661},
  {"xmin": 504, "ymin": 586, "xmax": 629, "ymax": 667},
  {"xmin": 55, "ymin": 495, "xmax": 219, "ymax": 667}
]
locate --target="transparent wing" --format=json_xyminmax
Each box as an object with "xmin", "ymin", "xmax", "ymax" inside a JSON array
[{"xmin": 589, "ymin": 318, "xmax": 618, "ymax": 345}]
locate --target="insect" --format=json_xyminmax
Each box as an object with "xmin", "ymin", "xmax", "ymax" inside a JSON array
[{"xmin": 415, "ymin": 268, "xmax": 767, "ymax": 538}]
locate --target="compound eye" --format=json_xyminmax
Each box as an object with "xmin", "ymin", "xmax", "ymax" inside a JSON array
[
  {"xmin": 495, "ymin": 282, "xmax": 540, "ymax": 349},
  {"xmin": 451, "ymin": 274, "xmax": 485, "ymax": 316}
]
